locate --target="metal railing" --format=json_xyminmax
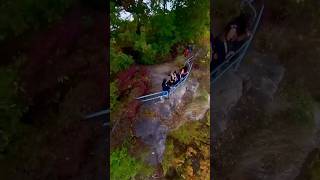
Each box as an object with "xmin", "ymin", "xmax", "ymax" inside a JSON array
[
  {"xmin": 136, "ymin": 53, "xmax": 196, "ymax": 103},
  {"xmin": 85, "ymin": 109, "xmax": 110, "ymax": 119},
  {"xmin": 84, "ymin": 53, "xmax": 196, "ymax": 120},
  {"xmin": 211, "ymin": 0, "xmax": 264, "ymax": 84}
]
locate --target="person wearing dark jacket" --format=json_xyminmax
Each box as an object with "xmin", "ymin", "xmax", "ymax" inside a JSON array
[
  {"xmin": 211, "ymin": 13, "xmax": 251, "ymax": 71},
  {"xmin": 162, "ymin": 79, "xmax": 170, "ymax": 92}
]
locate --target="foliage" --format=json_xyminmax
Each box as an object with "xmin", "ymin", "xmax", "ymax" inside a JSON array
[
  {"xmin": 173, "ymin": 0, "xmax": 209, "ymax": 42},
  {"xmin": 0, "ymin": 0, "xmax": 74, "ymax": 42},
  {"xmin": 110, "ymin": 81, "xmax": 119, "ymax": 111},
  {"xmin": 163, "ymin": 116, "xmax": 210, "ymax": 178},
  {"xmin": 133, "ymin": 33, "xmax": 156, "ymax": 64},
  {"xmin": 170, "ymin": 121, "xmax": 208, "ymax": 145},
  {"xmin": 110, "ymin": 147, "xmax": 153, "ymax": 180},
  {"xmin": 148, "ymin": 12, "xmax": 179, "ymax": 57},
  {"xmin": 197, "ymin": 88, "xmax": 210, "ymax": 103},
  {"xmin": 111, "ymin": 0, "xmax": 209, "ymax": 65},
  {"xmin": 162, "ymin": 138, "xmax": 175, "ymax": 174},
  {"xmin": 162, "ymin": 139, "xmax": 210, "ymax": 178},
  {"xmin": 110, "ymin": 45, "xmax": 134, "ymax": 76}
]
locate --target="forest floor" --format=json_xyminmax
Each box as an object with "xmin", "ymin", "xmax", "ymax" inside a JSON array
[{"xmin": 0, "ymin": 3, "xmax": 107, "ymax": 180}]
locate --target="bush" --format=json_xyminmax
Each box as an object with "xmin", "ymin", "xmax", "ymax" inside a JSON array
[
  {"xmin": 134, "ymin": 34, "xmax": 156, "ymax": 65},
  {"xmin": 170, "ymin": 121, "xmax": 208, "ymax": 145},
  {"xmin": 110, "ymin": 81, "xmax": 119, "ymax": 111},
  {"xmin": 111, "ymin": 0, "xmax": 209, "ymax": 65},
  {"xmin": 162, "ymin": 139, "xmax": 175, "ymax": 174},
  {"xmin": 110, "ymin": 147, "xmax": 153, "ymax": 180},
  {"xmin": 110, "ymin": 46, "xmax": 134, "ymax": 76}
]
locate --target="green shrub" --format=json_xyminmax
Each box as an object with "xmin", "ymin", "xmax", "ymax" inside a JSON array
[
  {"xmin": 170, "ymin": 121, "xmax": 208, "ymax": 145},
  {"xmin": 110, "ymin": 147, "xmax": 153, "ymax": 180},
  {"xmin": 162, "ymin": 138, "xmax": 175, "ymax": 174},
  {"xmin": 110, "ymin": 46, "xmax": 134, "ymax": 76},
  {"xmin": 110, "ymin": 0, "xmax": 209, "ymax": 65},
  {"xmin": 110, "ymin": 81, "xmax": 119, "ymax": 111},
  {"xmin": 134, "ymin": 34, "xmax": 156, "ymax": 65}
]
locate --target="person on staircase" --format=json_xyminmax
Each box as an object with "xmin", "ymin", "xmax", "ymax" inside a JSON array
[
  {"xmin": 162, "ymin": 78, "xmax": 170, "ymax": 92},
  {"xmin": 180, "ymin": 66, "xmax": 188, "ymax": 78},
  {"xmin": 211, "ymin": 12, "xmax": 251, "ymax": 71}
]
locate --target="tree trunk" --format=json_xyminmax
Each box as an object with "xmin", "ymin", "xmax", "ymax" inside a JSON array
[{"xmin": 136, "ymin": 0, "xmax": 143, "ymax": 35}]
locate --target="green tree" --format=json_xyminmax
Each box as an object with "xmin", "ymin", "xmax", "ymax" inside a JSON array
[{"xmin": 110, "ymin": 44, "xmax": 134, "ymax": 76}]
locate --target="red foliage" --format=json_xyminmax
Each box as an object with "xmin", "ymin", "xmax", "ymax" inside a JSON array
[
  {"xmin": 193, "ymin": 63, "xmax": 200, "ymax": 70},
  {"xmin": 117, "ymin": 66, "xmax": 139, "ymax": 92},
  {"xmin": 125, "ymin": 100, "xmax": 140, "ymax": 122},
  {"xmin": 116, "ymin": 65, "xmax": 151, "ymax": 124},
  {"xmin": 117, "ymin": 65, "xmax": 150, "ymax": 96}
]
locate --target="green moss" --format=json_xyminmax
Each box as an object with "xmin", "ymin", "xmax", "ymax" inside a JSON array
[
  {"xmin": 197, "ymin": 88, "xmax": 209, "ymax": 103},
  {"xmin": 110, "ymin": 46, "xmax": 134, "ymax": 76},
  {"xmin": 110, "ymin": 147, "xmax": 153, "ymax": 180},
  {"xmin": 170, "ymin": 121, "xmax": 209, "ymax": 145},
  {"xmin": 162, "ymin": 111, "xmax": 210, "ymax": 178},
  {"xmin": 110, "ymin": 81, "xmax": 119, "ymax": 111},
  {"xmin": 170, "ymin": 122, "xmax": 198, "ymax": 144},
  {"xmin": 162, "ymin": 138, "xmax": 175, "ymax": 175}
]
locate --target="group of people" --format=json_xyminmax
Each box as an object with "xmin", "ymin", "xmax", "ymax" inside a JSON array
[
  {"xmin": 162, "ymin": 66, "xmax": 189, "ymax": 92},
  {"xmin": 211, "ymin": 12, "xmax": 252, "ymax": 71}
]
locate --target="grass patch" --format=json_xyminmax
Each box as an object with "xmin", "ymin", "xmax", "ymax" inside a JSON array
[
  {"xmin": 162, "ymin": 117, "xmax": 210, "ymax": 178},
  {"xmin": 110, "ymin": 81, "xmax": 119, "ymax": 111},
  {"xmin": 162, "ymin": 138, "xmax": 175, "ymax": 175},
  {"xmin": 110, "ymin": 146, "xmax": 153, "ymax": 180},
  {"xmin": 170, "ymin": 121, "xmax": 208, "ymax": 145}
]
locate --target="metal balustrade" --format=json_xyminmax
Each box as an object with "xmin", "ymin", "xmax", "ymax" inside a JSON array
[{"xmin": 211, "ymin": 0, "xmax": 264, "ymax": 84}]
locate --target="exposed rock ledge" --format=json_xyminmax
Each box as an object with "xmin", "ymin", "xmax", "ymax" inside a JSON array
[{"xmin": 135, "ymin": 54, "xmax": 210, "ymax": 165}]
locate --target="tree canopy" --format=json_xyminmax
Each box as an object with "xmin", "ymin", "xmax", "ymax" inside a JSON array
[
  {"xmin": 109, "ymin": 0, "xmax": 209, "ymax": 115},
  {"xmin": 110, "ymin": 0, "xmax": 209, "ymax": 65}
]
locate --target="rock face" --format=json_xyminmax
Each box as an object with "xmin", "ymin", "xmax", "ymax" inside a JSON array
[
  {"xmin": 135, "ymin": 119, "xmax": 168, "ymax": 165},
  {"xmin": 134, "ymin": 54, "xmax": 210, "ymax": 165},
  {"xmin": 184, "ymin": 84, "xmax": 210, "ymax": 121},
  {"xmin": 212, "ymin": 51, "xmax": 285, "ymax": 137},
  {"xmin": 213, "ymin": 51, "xmax": 320, "ymax": 180},
  {"xmin": 212, "ymin": 72, "xmax": 243, "ymax": 135},
  {"xmin": 238, "ymin": 53, "xmax": 285, "ymax": 104}
]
